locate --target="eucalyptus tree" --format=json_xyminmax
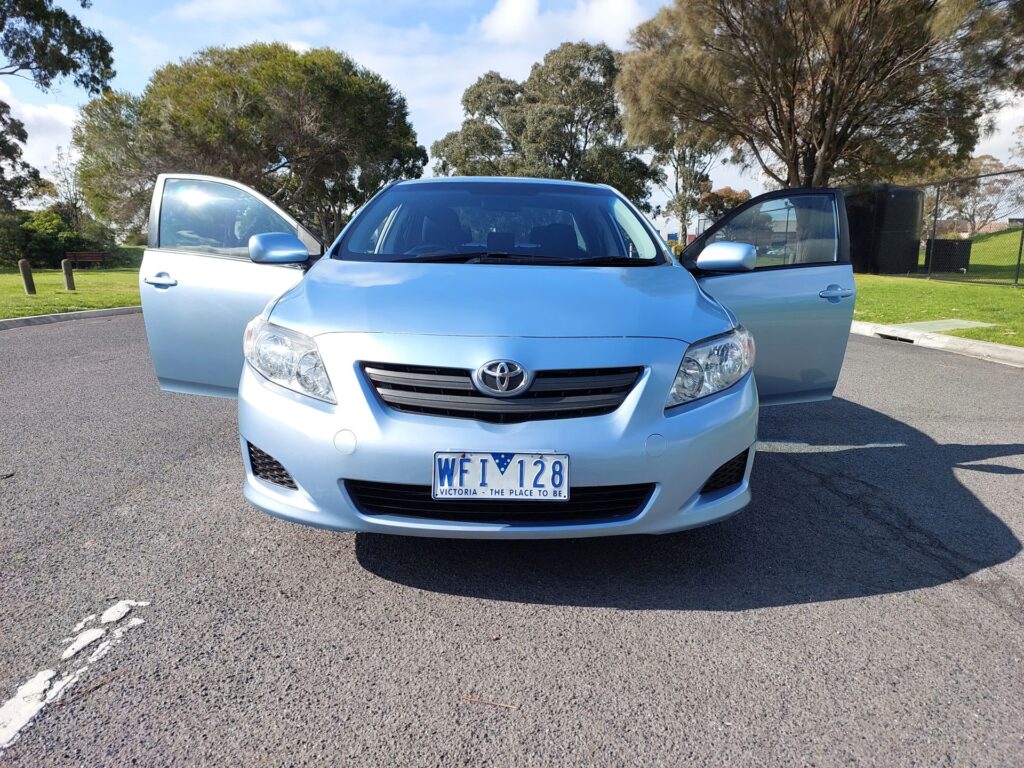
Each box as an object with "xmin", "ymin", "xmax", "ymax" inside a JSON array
[
  {"xmin": 619, "ymin": 0, "xmax": 1003, "ymax": 188},
  {"xmin": 432, "ymin": 42, "xmax": 662, "ymax": 210}
]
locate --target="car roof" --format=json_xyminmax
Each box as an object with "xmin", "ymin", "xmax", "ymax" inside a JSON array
[{"xmin": 393, "ymin": 176, "xmax": 610, "ymax": 191}]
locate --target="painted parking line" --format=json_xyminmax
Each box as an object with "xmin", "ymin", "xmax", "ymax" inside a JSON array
[
  {"xmin": 0, "ymin": 599, "xmax": 150, "ymax": 751},
  {"xmin": 758, "ymin": 440, "xmax": 904, "ymax": 454}
]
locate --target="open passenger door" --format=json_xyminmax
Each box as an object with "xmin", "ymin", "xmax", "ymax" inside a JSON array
[
  {"xmin": 680, "ymin": 189, "xmax": 855, "ymax": 406},
  {"xmin": 139, "ymin": 174, "xmax": 321, "ymax": 397}
]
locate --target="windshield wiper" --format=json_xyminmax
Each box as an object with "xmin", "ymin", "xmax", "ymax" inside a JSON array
[
  {"xmin": 390, "ymin": 252, "xmax": 481, "ymax": 263},
  {"xmin": 543, "ymin": 256, "xmax": 660, "ymax": 267}
]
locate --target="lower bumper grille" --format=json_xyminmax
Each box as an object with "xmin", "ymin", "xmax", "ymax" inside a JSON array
[
  {"xmin": 247, "ymin": 443, "xmax": 297, "ymax": 489},
  {"xmin": 700, "ymin": 449, "xmax": 749, "ymax": 494},
  {"xmin": 345, "ymin": 480, "xmax": 655, "ymax": 525}
]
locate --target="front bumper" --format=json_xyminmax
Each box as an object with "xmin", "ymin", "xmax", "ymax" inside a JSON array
[{"xmin": 238, "ymin": 333, "xmax": 758, "ymax": 539}]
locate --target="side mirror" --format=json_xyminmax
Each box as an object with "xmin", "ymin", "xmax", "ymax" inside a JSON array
[
  {"xmin": 695, "ymin": 241, "xmax": 757, "ymax": 272},
  {"xmin": 249, "ymin": 232, "xmax": 309, "ymax": 264}
]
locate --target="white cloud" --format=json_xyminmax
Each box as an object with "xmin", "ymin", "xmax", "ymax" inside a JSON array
[
  {"xmin": 0, "ymin": 82, "xmax": 77, "ymax": 173},
  {"xmin": 480, "ymin": 0, "xmax": 540, "ymax": 43},
  {"xmin": 479, "ymin": 0, "xmax": 646, "ymax": 48}
]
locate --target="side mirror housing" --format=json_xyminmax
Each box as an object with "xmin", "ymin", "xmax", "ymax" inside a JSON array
[
  {"xmin": 249, "ymin": 232, "xmax": 310, "ymax": 264},
  {"xmin": 695, "ymin": 241, "xmax": 757, "ymax": 272}
]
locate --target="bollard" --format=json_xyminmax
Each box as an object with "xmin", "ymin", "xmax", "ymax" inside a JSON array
[
  {"xmin": 18, "ymin": 259, "xmax": 35, "ymax": 295},
  {"xmin": 61, "ymin": 258, "xmax": 76, "ymax": 291}
]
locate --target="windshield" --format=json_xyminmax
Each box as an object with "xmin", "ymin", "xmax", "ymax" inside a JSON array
[{"xmin": 333, "ymin": 180, "xmax": 666, "ymax": 266}]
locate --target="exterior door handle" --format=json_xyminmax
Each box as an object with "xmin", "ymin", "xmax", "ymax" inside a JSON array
[
  {"xmin": 819, "ymin": 285, "xmax": 854, "ymax": 303},
  {"xmin": 144, "ymin": 273, "xmax": 178, "ymax": 289}
]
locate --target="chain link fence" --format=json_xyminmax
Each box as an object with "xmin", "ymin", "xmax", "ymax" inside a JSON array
[{"xmin": 910, "ymin": 169, "xmax": 1024, "ymax": 285}]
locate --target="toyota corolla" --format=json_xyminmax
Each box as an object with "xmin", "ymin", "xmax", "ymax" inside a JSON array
[{"xmin": 139, "ymin": 175, "xmax": 854, "ymax": 538}]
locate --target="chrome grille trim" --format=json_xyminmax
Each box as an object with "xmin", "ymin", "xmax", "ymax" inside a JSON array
[{"xmin": 361, "ymin": 362, "xmax": 643, "ymax": 424}]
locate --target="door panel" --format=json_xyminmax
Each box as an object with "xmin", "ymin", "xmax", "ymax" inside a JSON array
[
  {"xmin": 686, "ymin": 189, "xmax": 855, "ymax": 405},
  {"xmin": 697, "ymin": 264, "xmax": 854, "ymax": 404},
  {"xmin": 139, "ymin": 251, "xmax": 304, "ymax": 396},
  {"xmin": 140, "ymin": 175, "xmax": 317, "ymax": 398}
]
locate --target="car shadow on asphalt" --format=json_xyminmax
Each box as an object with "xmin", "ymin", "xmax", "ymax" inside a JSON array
[{"xmin": 353, "ymin": 399, "xmax": 1023, "ymax": 610}]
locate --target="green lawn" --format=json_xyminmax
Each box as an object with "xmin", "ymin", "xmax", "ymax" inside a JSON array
[
  {"xmin": 0, "ymin": 267, "xmax": 140, "ymax": 319},
  {"xmin": 854, "ymin": 274, "xmax": 1024, "ymax": 346},
  {"xmin": 917, "ymin": 227, "xmax": 1024, "ymax": 282}
]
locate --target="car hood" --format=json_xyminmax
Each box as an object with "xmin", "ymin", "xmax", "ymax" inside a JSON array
[{"xmin": 269, "ymin": 259, "xmax": 732, "ymax": 343}]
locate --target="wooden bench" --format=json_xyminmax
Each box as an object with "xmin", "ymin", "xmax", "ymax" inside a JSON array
[{"xmin": 65, "ymin": 251, "xmax": 111, "ymax": 268}]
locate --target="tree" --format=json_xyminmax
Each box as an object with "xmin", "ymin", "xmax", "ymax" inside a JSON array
[
  {"xmin": 432, "ymin": 42, "xmax": 662, "ymax": 210},
  {"xmin": 619, "ymin": 0, "xmax": 1000, "ymax": 189},
  {"xmin": 618, "ymin": 49, "xmax": 726, "ymax": 237},
  {"xmin": 46, "ymin": 146, "xmax": 84, "ymax": 229},
  {"xmin": 653, "ymin": 135, "xmax": 723, "ymax": 239},
  {"xmin": 971, "ymin": 1, "xmax": 1024, "ymax": 93},
  {"xmin": 697, "ymin": 187, "xmax": 751, "ymax": 222},
  {"xmin": 74, "ymin": 43, "xmax": 426, "ymax": 240},
  {"xmin": 0, "ymin": 1, "xmax": 113, "ymax": 209},
  {"xmin": 943, "ymin": 155, "xmax": 1024, "ymax": 236}
]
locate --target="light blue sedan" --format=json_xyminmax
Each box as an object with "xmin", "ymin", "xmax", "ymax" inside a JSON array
[{"xmin": 139, "ymin": 175, "xmax": 854, "ymax": 538}]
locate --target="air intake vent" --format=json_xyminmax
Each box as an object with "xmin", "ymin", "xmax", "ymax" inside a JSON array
[
  {"xmin": 345, "ymin": 480, "xmax": 655, "ymax": 525},
  {"xmin": 247, "ymin": 443, "xmax": 297, "ymax": 489},
  {"xmin": 362, "ymin": 363, "xmax": 642, "ymax": 424},
  {"xmin": 700, "ymin": 450, "xmax": 749, "ymax": 494}
]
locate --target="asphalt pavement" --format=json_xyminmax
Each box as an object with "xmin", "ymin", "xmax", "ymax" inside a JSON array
[{"xmin": 1, "ymin": 315, "xmax": 1022, "ymax": 766}]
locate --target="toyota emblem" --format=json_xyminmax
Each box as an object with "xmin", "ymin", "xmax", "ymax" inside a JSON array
[{"xmin": 473, "ymin": 360, "xmax": 529, "ymax": 397}]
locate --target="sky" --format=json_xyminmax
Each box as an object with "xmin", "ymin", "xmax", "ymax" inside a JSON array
[{"xmin": 4, "ymin": 0, "xmax": 1023, "ymax": 225}]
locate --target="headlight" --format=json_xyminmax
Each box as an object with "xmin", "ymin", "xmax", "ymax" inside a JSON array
[
  {"xmin": 243, "ymin": 318, "xmax": 336, "ymax": 403},
  {"xmin": 667, "ymin": 327, "xmax": 755, "ymax": 407}
]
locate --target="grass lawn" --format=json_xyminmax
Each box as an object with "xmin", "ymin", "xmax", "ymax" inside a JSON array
[
  {"xmin": 854, "ymin": 274, "xmax": 1024, "ymax": 346},
  {"xmin": 0, "ymin": 267, "xmax": 140, "ymax": 319},
  {"xmin": 917, "ymin": 227, "xmax": 1024, "ymax": 282}
]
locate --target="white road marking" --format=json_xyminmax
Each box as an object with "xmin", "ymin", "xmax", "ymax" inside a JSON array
[
  {"xmin": 60, "ymin": 627, "xmax": 106, "ymax": 661},
  {"xmin": 0, "ymin": 599, "xmax": 149, "ymax": 751},
  {"xmin": 71, "ymin": 614, "xmax": 95, "ymax": 633},
  {"xmin": 100, "ymin": 600, "xmax": 149, "ymax": 624},
  {"xmin": 44, "ymin": 668, "xmax": 87, "ymax": 705},
  {"xmin": 0, "ymin": 671, "xmax": 56, "ymax": 749},
  {"xmin": 89, "ymin": 618, "xmax": 144, "ymax": 663},
  {"xmin": 757, "ymin": 441, "xmax": 904, "ymax": 454}
]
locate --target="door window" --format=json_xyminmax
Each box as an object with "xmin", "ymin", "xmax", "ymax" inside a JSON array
[
  {"xmin": 707, "ymin": 194, "xmax": 838, "ymax": 268},
  {"xmin": 158, "ymin": 179, "xmax": 295, "ymax": 257}
]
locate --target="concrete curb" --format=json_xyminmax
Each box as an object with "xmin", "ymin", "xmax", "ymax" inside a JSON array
[
  {"xmin": 0, "ymin": 305, "xmax": 141, "ymax": 332},
  {"xmin": 851, "ymin": 320, "xmax": 1024, "ymax": 369}
]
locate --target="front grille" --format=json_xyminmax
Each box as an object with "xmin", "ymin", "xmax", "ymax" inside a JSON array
[
  {"xmin": 700, "ymin": 449, "xmax": 749, "ymax": 494},
  {"xmin": 345, "ymin": 480, "xmax": 655, "ymax": 525},
  {"xmin": 247, "ymin": 443, "xmax": 297, "ymax": 489},
  {"xmin": 362, "ymin": 363, "xmax": 642, "ymax": 424}
]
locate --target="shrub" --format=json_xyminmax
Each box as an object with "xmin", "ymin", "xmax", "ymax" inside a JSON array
[{"xmin": 0, "ymin": 206, "xmax": 115, "ymax": 268}]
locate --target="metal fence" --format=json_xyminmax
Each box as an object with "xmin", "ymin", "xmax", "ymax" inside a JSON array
[{"xmin": 910, "ymin": 169, "xmax": 1024, "ymax": 285}]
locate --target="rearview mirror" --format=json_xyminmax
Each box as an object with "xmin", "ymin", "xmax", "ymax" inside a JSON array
[
  {"xmin": 249, "ymin": 232, "xmax": 309, "ymax": 264},
  {"xmin": 695, "ymin": 241, "xmax": 756, "ymax": 272}
]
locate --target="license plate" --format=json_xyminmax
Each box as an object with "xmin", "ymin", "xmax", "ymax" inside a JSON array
[{"xmin": 432, "ymin": 452, "xmax": 570, "ymax": 501}]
